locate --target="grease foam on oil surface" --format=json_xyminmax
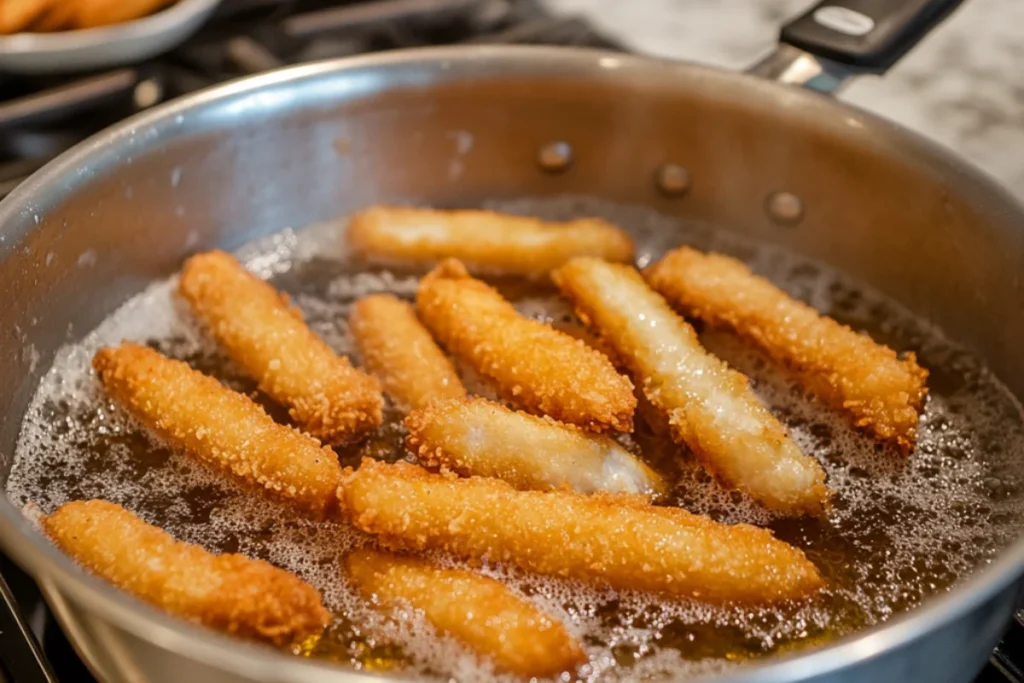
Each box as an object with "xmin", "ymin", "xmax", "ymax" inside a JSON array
[{"xmin": 8, "ymin": 198, "xmax": 1024, "ymax": 681}]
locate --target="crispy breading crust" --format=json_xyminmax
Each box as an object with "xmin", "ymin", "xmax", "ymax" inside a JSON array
[
  {"xmin": 349, "ymin": 294, "xmax": 466, "ymax": 412},
  {"xmin": 179, "ymin": 250, "xmax": 382, "ymax": 443},
  {"xmin": 93, "ymin": 343, "xmax": 342, "ymax": 518},
  {"xmin": 406, "ymin": 397, "xmax": 664, "ymax": 495},
  {"xmin": 346, "ymin": 549, "xmax": 585, "ymax": 676},
  {"xmin": 338, "ymin": 459, "xmax": 824, "ymax": 604},
  {"xmin": 552, "ymin": 258, "xmax": 830, "ymax": 516},
  {"xmin": 346, "ymin": 205, "xmax": 634, "ymax": 275},
  {"xmin": 646, "ymin": 247, "xmax": 929, "ymax": 452},
  {"xmin": 44, "ymin": 500, "xmax": 329, "ymax": 646},
  {"xmin": 415, "ymin": 259, "xmax": 635, "ymax": 432}
]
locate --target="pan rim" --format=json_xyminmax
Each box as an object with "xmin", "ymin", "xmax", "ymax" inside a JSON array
[
  {"xmin": 0, "ymin": 0, "xmax": 220, "ymax": 50},
  {"xmin": 1, "ymin": 44, "xmax": 1023, "ymax": 683}
]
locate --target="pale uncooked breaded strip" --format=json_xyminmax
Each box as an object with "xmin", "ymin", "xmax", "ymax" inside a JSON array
[
  {"xmin": 347, "ymin": 205, "xmax": 634, "ymax": 275},
  {"xmin": 406, "ymin": 398, "xmax": 664, "ymax": 495},
  {"xmin": 349, "ymin": 294, "xmax": 466, "ymax": 412},
  {"xmin": 646, "ymin": 247, "xmax": 928, "ymax": 452},
  {"xmin": 93, "ymin": 343, "xmax": 342, "ymax": 518},
  {"xmin": 338, "ymin": 459, "xmax": 823, "ymax": 604},
  {"xmin": 346, "ymin": 550, "xmax": 585, "ymax": 676},
  {"xmin": 552, "ymin": 258, "xmax": 829, "ymax": 516},
  {"xmin": 44, "ymin": 500, "xmax": 329, "ymax": 646},
  {"xmin": 416, "ymin": 259, "xmax": 635, "ymax": 432},
  {"xmin": 0, "ymin": 0, "xmax": 53, "ymax": 33},
  {"xmin": 179, "ymin": 250, "xmax": 382, "ymax": 443}
]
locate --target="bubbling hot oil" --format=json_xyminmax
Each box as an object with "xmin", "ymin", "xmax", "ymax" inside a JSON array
[{"xmin": 8, "ymin": 197, "xmax": 1024, "ymax": 682}]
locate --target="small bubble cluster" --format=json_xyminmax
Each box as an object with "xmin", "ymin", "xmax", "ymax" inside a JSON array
[{"xmin": 7, "ymin": 197, "xmax": 1024, "ymax": 682}]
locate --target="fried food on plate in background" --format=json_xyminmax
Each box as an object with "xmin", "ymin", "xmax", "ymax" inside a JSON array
[
  {"xmin": 406, "ymin": 397, "xmax": 665, "ymax": 495},
  {"xmin": 73, "ymin": 0, "xmax": 173, "ymax": 29},
  {"xmin": 93, "ymin": 343, "xmax": 343, "ymax": 518},
  {"xmin": 346, "ymin": 205, "xmax": 635, "ymax": 275},
  {"xmin": 416, "ymin": 259, "xmax": 636, "ymax": 432},
  {"xmin": 28, "ymin": 0, "xmax": 75, "ymax": 32},
  {"xmin": 0, "ymin": 0, "xmax": 53, "ymax": 34},
  {"xmin": 1, "ymin": 0, "xmax": 176, "ymax": 33},
  {"xmin": 180, "ymin": 250, "xmax": 383, "ymax": 443},
  {"xmin": 552, "ymin": 257, "xmax": 830, "ymax": 516},
  {"xmin": 349, "ymin": 294, "xmax": 466, "ymax": 412},
  {"xmin": 346, "ymin": 549, "xmax": 586, "ymax": 677},
  {"xmin": 44, "ymin": 500, "xmax": 329, "ymax": 646},
  {"xmin": 646, "ymin": 246, "xmax": 929, "ymax": 452},
  {"xmin": 338, "ymin": 459, "xmax": 824, "ymax": 604}
]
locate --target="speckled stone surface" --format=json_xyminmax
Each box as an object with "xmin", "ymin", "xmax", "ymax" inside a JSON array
[{"xmin": 541, "ymin": 0, "xmax": 1024, "ymax": 197}]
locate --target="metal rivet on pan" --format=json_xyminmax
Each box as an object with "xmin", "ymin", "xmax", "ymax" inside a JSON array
[
  {"xmin": 133, "ymin": 79, "xmax": 163, "ymax": 110},
  {"xmin": 655, "ymin": 163, "xmax": 691, "ymax": 196},
  {"xmin": 765, "ymin": 191, "xmax": 804, "ymax": 226},
  {"xmin": 538, "ymin": 142, "xmax": 573, "ymax": 173}
]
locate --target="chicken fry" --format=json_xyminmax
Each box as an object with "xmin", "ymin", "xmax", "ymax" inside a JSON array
[
  {"xmin": 347, "ymin": 205, "xmax": 634, "ymax": 275},
  {"xmin": 416, "ymin": 259, "xmax": 635, "ymax": 432},
  {"xmin": 93, "ymin": 343, "xmax": 342, "ymax": 518},
  {"xmin": 72, "ymin": 0, "xmax": 171, "ymax": 29},
  {"xmin": 646, "ymin": 247, "xmax": 928, "ymax": 451},
  {"xmin": 0, "ymin": 0, "xmax": 53, "ymax": 34},
  {"xmin": 338, "ymin": 459, "xmax": 824, "ymax": 604},
  {"xmin": 44, "ymin": 500, "xmax": 329, "ymax": 646},
  {"xmin": 29, "ymin": 0, "xmax": 75, "ymax": 31},
  {"xmin": 346, "ymin": 549, "xmax": 585, "ymax": 676},
  {"xmin": 552, "ymin": 258, "xmax": 829, "ymax": 515},
  {"xmin": 349, "ymin": 294, "xmax": 466, "ymax": 412},
  {"xmin": 179, "ymin": 250, "xmax": 382, "ymax": 443},
  {"xmin": 406, "ymin": 398, "xmax": 665, "ymax": 496}
]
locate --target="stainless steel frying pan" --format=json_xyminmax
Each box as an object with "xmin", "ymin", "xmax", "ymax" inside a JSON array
[{"xmin": 1, "ymin": 1, "xmax": 1023, "ymax": 682}]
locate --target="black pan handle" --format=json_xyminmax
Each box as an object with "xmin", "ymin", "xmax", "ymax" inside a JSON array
[
  {"xmin": 779, "ymin": 0, "xmax": 966, "ymax": 72},
  {"xmin": 750, "ymin": 0, "xmax": 966, "ymax": 93}
]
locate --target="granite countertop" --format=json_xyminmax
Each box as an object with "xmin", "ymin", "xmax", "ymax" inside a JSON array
[{"xmin": 541, "ymin": 0, "xmax": 1024, "ymax": 197}]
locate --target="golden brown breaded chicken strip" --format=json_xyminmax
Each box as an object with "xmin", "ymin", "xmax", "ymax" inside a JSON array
[
  {"xmin": 406, "ymin": 398, "xmax": 664, "ymax": 495},
  {"xmin": 346, "ymin": 549, "xmax": 585, "ymax": 676},
  {"xmin": 415, "ymin": 259, "xmax": 635, "ymax": 432},
  {"xmin": 646, "ymin": 247, "xmax": 928, "ymax": 452},
  {"xmin": 93, "ymin": 343, "xmax": 342, "ymax": 518},
  {"xmin": 552, "ymin": 258, "xmax": 830, "ymax": 516},
  {"xmin": 346, "ymin": 205, "xmax": 634, "ymax": 275},
  {"xmin": 338, "ymin": 459, "xmax": 823, "ymax": 604},
  {"xmin": 349, "ymin": 294, "xmax": 466, "ymax": 412},
  {"xmin": 44, "ymin": 500, "xmax": 329, "ymax": 646},
  {"xmin": 179, "ymin": 250, "xmax": 382, "ymax": 443}
]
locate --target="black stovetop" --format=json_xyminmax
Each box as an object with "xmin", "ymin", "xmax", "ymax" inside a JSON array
[{"xmin": 0, "ymin": 1, "xmax": 1020, "ymax": 681}]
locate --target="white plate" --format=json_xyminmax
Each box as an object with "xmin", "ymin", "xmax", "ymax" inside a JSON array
[{"xmin": 0, "ymin": 0, "xmax": 221, "ymax": 75}]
